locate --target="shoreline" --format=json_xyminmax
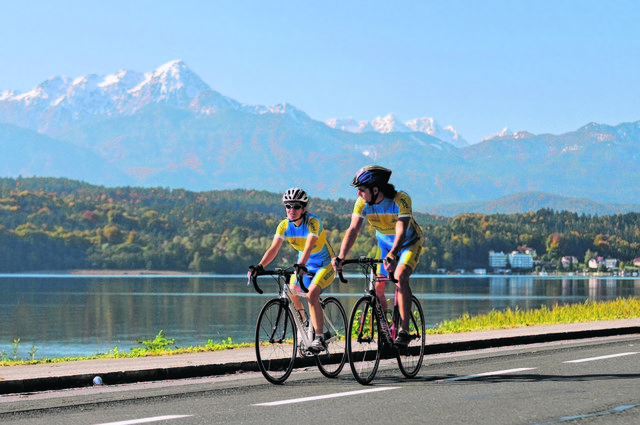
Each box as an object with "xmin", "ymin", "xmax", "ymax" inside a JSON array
[
  {"xmin": 3, "ymin": 269, "xmax": 633, "ymax": 278},
  {"xmin": 69, "ymin": 269, "xmax": 196, "ymax": 276}
]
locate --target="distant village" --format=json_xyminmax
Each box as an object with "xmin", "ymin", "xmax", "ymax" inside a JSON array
[
  {"xmin": 481, "ymin": 250, "xmax": 640, "ymax": 277},
  {"xmin": 438, "ymin": 250, "xmax": 640, "ymax": 276}
]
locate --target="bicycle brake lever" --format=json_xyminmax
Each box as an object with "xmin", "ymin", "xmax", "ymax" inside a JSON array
[{"xmin": 293, "ymin": 264, "xmax": 309, "ymax": 293}]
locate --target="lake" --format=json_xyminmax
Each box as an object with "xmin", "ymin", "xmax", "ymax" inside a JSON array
[{"xmin": 2, "ymin": 273, "xmax": 639, "ymax": 359}]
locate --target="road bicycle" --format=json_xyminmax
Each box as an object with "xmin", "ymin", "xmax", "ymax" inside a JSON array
[
  {"xmin": 248, "ymin": 265, "xmax": 348, "ymax": 384},
  {"xmin": 338, "ymin": 256, "xmax": 425, "ymax": 385}
]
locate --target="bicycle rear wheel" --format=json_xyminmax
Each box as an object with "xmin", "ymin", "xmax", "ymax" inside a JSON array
[
  {"xmin": 395, "ymin": 295, "xmax": 425, "ymax": 378},
  {"xmin": 347, "ymin": 296, "xmax": 381, "ymax": 385},
  {"xmin": 255, "ymin": 298, "xmax": 297, "ymax": 384},
  {"xmin": 315, "ymin": 297, "xmax": 347, "ymax": 378}
]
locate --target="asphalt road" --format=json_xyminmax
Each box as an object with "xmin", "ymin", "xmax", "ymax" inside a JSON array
[{"xmin": 1, "ymin": 334, "xmax": 639, "ymax": 425}]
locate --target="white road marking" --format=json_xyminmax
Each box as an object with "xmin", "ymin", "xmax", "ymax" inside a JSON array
[
  {"xmin": 436, "ymin": 367, "xmax": 536, "ymax": 382},
  {"xmin": 253, "ymin": 386, "xmax": 401, "ymax": 406},
  {"xmin": 564, "ymin": 352, "xmax": 639, "ymax": 363},
  {"xmin": 93, "ymin": 415, "xmax": 192, "ymax": 425}
]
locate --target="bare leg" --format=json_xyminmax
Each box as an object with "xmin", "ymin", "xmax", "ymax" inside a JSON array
[
  {"xmin": 394, "ymin": 264, "xmax": 413, "ymax": 331},
  {"xmin": 375, "ymin": 276, "xmax": 389, "ymax": 315},
  {"xmin": 289, "ymin": 287, "xmax": 307, "ymax": 322},
  {"xmin": 307, "ymin": 284, "xmax": 323, "ymax": 334}
]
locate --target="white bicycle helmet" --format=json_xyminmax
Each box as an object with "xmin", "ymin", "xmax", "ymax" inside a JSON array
[{"xmin": 282, "ymin": 188, "xmax": 309, "ymax": 205}]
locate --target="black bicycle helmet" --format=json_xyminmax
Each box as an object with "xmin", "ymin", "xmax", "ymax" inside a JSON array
[
  {"xmin": 282, "ymin": 188, "xmax": 309, "ymax": 205},
  {"xmin": 351, "ymin": 165, "xmax": 392, "ymax": 187}
]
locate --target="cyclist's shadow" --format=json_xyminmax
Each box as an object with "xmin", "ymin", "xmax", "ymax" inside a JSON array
[{"xmin": 367, "ymin": 372, "xmax": 640, "ymax": 384}]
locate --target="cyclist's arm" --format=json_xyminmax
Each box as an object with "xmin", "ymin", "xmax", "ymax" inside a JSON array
[
  {"xmin": 389, "ymin": 216, "xmax": 410, "ymax": 259},
  {"xmin": 383, "ymin": 216, "xmax": 410, "ymax": 273},
  {"xmin": 389, "ymin": 191, "xmax": 414, "ymax": 259},
  {"xmin": 337, "ymin": 214, "xmax": 364, "ymax": 259},
  {"xmin": 297, "ymin": 234, "xmax": 318, "ymax": 267},
  {"xmin": 258, "ymin": 235, "xmax": 284, "ymax": 267}
]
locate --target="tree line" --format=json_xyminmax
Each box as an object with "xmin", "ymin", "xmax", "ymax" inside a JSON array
[{"xmin": 0, "ymin": 177, "xmax": 638, "ymax": 274}]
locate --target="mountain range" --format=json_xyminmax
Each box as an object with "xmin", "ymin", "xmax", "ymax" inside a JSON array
[
  {"xmin": 1, "ymin": 60, "xmax": 639, "ymax": 216},
  {"xmin": 425, "ymin": 192, "xmax": 640, "ymax": 217}
]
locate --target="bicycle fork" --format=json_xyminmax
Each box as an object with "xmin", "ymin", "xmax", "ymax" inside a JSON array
[{"xmin": 270, "ymin": 300, "xmax": 291, "ymax": 344}]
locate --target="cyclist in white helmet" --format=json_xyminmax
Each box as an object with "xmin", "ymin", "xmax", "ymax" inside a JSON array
[
  {"xmin": 251, "ymin": 188, "xmax": 336, "ymax": 352},
  {"xmin": 333, "ymin": 165, "xmax": 423, "ymax": 347}
]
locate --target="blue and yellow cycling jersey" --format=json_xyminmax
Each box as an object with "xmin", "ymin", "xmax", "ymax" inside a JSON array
[
  {"xmin": 275, "ymin": 212, "xmax": 335, "ymax": 269},
  {"xmin": 353, "ymin": 190, "xmax": 423, "ymax": 250}
]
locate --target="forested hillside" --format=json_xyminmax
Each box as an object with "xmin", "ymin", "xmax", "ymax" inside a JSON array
[{"xmin": 0, "ymin": 177, "xmax": 638, "ymax": 274}]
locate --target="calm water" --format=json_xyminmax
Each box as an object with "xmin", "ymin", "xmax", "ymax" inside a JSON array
[{"xmin": 2, "ymin": 273, "xmax": 639, "ymax": 359}]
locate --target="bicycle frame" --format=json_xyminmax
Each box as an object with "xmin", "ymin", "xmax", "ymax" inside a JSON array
[
  {"xmin": 249, "ymin": 266, "xmax": 348, "ymax": 383},
  {"xmin": 338, "ymin": 257, "xmax": 395, "ymax": 346},
  {"xmin": 339, "ymin": 256, "xmax": 425, "ymax": 384}
]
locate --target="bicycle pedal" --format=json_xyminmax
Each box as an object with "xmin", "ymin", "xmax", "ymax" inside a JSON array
[{"xmin": 299, "ymin": 347, "xmax": 312, "ymax": 357}]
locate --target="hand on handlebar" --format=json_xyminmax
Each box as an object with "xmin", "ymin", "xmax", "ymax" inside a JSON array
[
  {"xmin": 333, "ymin": 257, "xmax": 349, "ymax": 283},
  {"xmin": 332, "ymin": 256, "xmax": 343, "ymax": 273},
  {"xmin": 292, "ymin": 264, "xmax": 309, "ymax": 293},
  {"xmin": 247, "ymin": 264, "xmax": 264, "ymax": 279},
  {"xmin": 294, "ymin": 263, "xmax": 307, "ymax": 277},
  {"xmin": 383, "ymin": 254, "xmax": 398, "ymax": 274},
  {"xmin": 247, "ymin": 264, "xmax": 265, "ymax": 293}
]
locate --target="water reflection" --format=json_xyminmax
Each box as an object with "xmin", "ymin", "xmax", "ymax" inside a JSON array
[{"xmin": 1, "ymin": 274, "xmax": 639, "ymax": 359}]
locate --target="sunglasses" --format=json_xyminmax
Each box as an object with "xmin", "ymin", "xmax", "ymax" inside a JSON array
[{"xmin": 285, "ymin": 204, "xmax": 303, "ymax": 210}]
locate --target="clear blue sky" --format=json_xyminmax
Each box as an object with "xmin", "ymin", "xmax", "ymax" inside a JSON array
[{"xmin": 1, "ymin": 0, "xmax": 639, "ymax": 143}]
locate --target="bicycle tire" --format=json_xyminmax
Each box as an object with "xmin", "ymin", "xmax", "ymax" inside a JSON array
[
  {"xmin": 255, "ymin": 298, "xmax": 297, "ymax": 384},
  {"xmin": 347, "ymin": 296, "xmax": 381, "ymax": 385},
  {"xmin": 395, "ymin": 295, "xmax": 425, "ymax": 378},
  {"xmin": 315, "ymin": 297, "xmax": 348, "ymax": 378}
]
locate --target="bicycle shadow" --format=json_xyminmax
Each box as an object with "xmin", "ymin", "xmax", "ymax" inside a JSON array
[
  {"xmin": 435, "ymin": 372, "xmax": 640, "ymax": 383},
  {"xmin": 366, "ymin": 372, "xmax": 640, "ymax": 385}
]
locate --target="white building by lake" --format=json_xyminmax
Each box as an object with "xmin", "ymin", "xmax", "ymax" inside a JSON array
[
  {"xmin": 489, "ymin": 251, "xmax": 508, "ymax": 268},
  {"xmin": 489, "ymin": 251, "xmax": 533, "ymax": 271},
  {"xmin": 509, "ymin": 252, "xmax": 534, "ymax": 270}
]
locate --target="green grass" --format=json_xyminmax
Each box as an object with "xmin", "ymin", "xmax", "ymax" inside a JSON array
[
  {"xmin": 2, "ymin": 298, "xmax": 640, "ymax": 366},
  {"xmin": 0, "ymin": 331, "xmax": 252, "ymax": 366},
  {"xmin": 428, "ymin": 297, "xmax": 640, "ymax": 334}
]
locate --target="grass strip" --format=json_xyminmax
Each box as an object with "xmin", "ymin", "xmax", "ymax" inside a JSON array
[{"xmin": 428, "ymin": 298, "xmax": 640, "ymax": 334}]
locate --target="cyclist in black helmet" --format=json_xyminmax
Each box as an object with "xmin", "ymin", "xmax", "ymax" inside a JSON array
[
  {"xmin": 250, "ymin": 188, "xmax": 336, "ymax": 352},
  {"xmin": 332, "ymin": 165, "xmax": 423, "ymax": 347}
]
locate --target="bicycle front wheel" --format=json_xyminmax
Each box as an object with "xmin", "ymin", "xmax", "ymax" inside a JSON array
[
  {"xmin": 255, "ymin": 298, "xmax": 297, "ymax": 384},
  {"xmin": 347, "ymin": 296, "xmax": 381, "ymax": 385},
  {"xmin": 315, "ymin": 297, "xmax": 347, "ymax": 378},
  {"xmin": 395, "ymin": 295, "xmax": 425, "ymax": 378}
]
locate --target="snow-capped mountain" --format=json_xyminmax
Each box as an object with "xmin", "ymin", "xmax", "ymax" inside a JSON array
[
  {"xmin": 405, "ymin": 117, "xmax": 466, "ymax": 147},
  {"xmin": 2, "ymin": 60, "xmax": 468, "ymax": 147},
  {"xmin": 481, "ymin": 127, "xmax": 514, "ymax": 141},
  {"xmin": 370, "ymin": 113, "xmax": 411, "ymax": 133},
  {"xmin": 480, "ymin": 127, "xmax": 537, "ymax": 142},
  {"xmin": 123, "ymin": 60, "xmax": 211, "ymax": 113},
  {"xmin": 325, "ymin": 118, "xmax": 374, "ymax": 133},
  {"xmin": 0, "ymin": 60, "xmax": 308, "ymax": 135},
  {"xmin": 325, "ymin": 113, "xmax": 468, "ymax": 148}
]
